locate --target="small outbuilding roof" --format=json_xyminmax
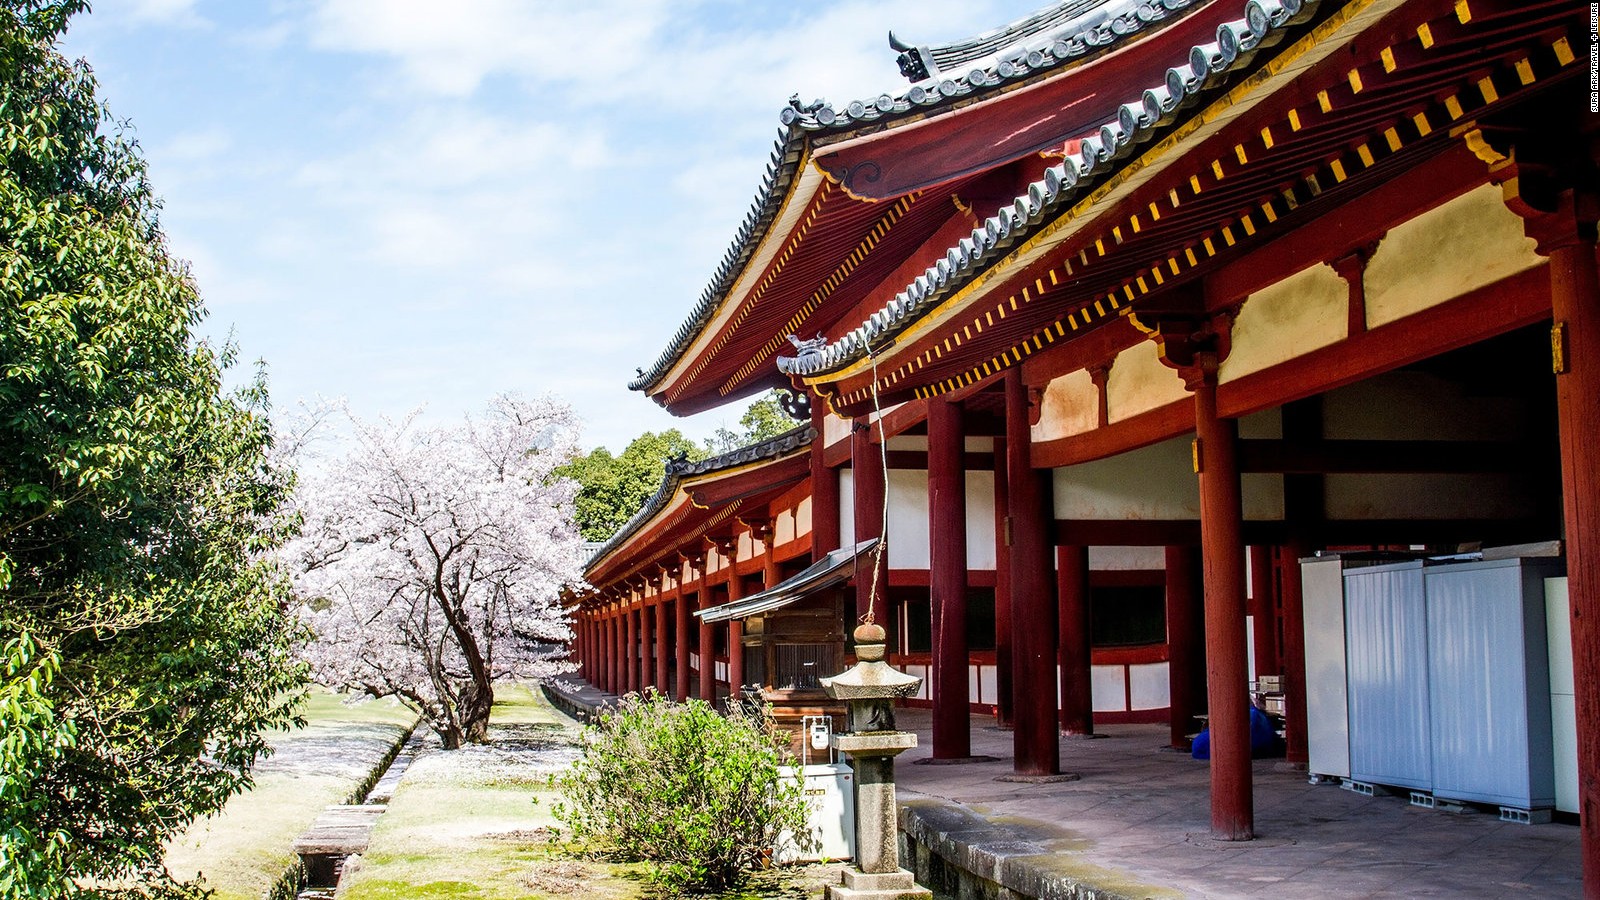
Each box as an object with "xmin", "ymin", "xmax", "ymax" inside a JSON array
[{"xmin": 694, "ymin": 537, "xmax": 880, "ymax": 624}]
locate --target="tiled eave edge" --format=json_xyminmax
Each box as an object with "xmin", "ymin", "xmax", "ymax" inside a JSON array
[
  {"xmin": 627, "ymin": 133, "xmax": 808, "ymax": 394},
  {"xmin": 788, "ymin": 0, "xmax": 1202, "ymax": 133},
  {"xmin": 582, "ymin": 424, "xmax": 814, "ymax": 576},
  {"xmin": 895, "ymin": 0, "xmax": 1147, "ymax": 82},
  {"xmin": 777, "ymin": 0, "xmax": 1326, "ymax": 380},
  {"xmin": 629, "ymin": 0, "xmax": 1204, "ymax": 398}
]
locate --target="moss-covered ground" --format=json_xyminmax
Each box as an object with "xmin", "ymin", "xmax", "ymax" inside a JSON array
[{"xmin": 162, "ymin": 690, "xmax": 418, "ymax": 900}]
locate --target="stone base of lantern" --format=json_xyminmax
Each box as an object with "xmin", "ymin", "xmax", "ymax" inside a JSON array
[{"xmin": 824, "ymin": 867, "xmax": 933, "ymax": 900}]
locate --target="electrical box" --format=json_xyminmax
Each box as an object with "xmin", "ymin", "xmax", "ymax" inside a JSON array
[{"xmin": 774, "ymin": 763, "xmax": 855, "ymax": 863}]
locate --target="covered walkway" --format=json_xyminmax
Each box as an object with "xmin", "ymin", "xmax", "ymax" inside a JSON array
[{"xmin": 893, "ymin": 708, "xmax": 1581, "ymax": 898}]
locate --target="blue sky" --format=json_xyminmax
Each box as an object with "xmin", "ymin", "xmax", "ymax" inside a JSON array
[{"xmin": 63, "ymin": 0, "xmax": 1032, "ymax": 452}]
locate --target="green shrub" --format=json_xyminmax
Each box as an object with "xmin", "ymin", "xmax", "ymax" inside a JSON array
[{"xmin": 551, "ymin": 691, "xmax": 815, "ymax": 892}]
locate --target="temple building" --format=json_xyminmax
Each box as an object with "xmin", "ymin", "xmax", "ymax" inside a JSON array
[{"xmin": 569, "ymin": 0, "xmax": 1597, "ymax": 892}]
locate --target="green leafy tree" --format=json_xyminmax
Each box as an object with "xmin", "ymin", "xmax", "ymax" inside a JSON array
[
  {"xmin": 0, "ymin": 3, "xmax": 306, "ymax": 896},
  {"xmin": 701, "ymin": 390, "xmax": 796, "ymax": 455},
  {"xmin": 558, "ymin": 429, "xmax": 703, "ymax": 542}
]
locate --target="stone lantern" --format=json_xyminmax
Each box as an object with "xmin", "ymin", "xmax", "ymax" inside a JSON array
[{"xmin": 819, "ymin": 623, "xmax": 932, "ymax": 900}]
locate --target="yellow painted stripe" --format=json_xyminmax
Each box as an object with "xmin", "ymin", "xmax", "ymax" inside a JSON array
[
  {"xmin": 1381, "ymin": 47, "xmax": 1397, "ymax": 72},
  {"xmin": 1317, "ymin": 90, "xmax": 1332, "ymax": 112},
  {"xmin": 1260, "ymin": 126, "xmax": 1275, "ymax": 149},
  {"xmin": 1515, "ymin": 58, "xmax": 1534, "ymax": 85},
  {"xmin": 1554, "ymin": 37, "xmax": 1574, "ymax": 65},
  {"xmin": 1455, "ymin": 0, "xmax": 1471, "ymax": 23},
  {"xmin": 1385, "ymin": 126, "xmax": 1402, "ymax": 151},
  {"xmin": 1348, "ymin": 69, "xmax": 1363, "ymax": 93},
  {"xmin": 1445, "ymin": 94, "xmax": 1464, "ymax": 119},
  {"xmin": 1289, "ymin": 108, "xmax": 1302, "ymax": 131},
  {"xmin": 1413, "ymin": 111, "xmax": 1431, "ymax": 136},
  {"xmin": 1357, "ymin": 143, "xmax": 1374, "ymax": 167},
  {"xmin": 1478, "ymin": 77, "xmax": 1498, "ymax": 105}
]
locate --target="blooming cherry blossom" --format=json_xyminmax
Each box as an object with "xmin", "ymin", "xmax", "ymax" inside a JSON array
[{"xmin": 287, "ymin": 394, "xmax": 585, "ymax": 748}]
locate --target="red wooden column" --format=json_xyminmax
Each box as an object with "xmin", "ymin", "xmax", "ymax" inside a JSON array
[
  {"xmin": 699, "ymin": 541, "xmax": 726, "ymax": 702},
  {"xmin": 626, "ymin": 605, "xmax": 640, "ymax": 694},
  {"xmin": 851, "ymin": 417, "xmax": 887, "ymax": 625},
  {"xmin": 1278, "ymin": 541, "xmax": 1310, "ymax": 764},
  {"xmin": 992, "ymin": 435, "xmax": 1014, "ymax": 727},
  {"xmin": 1194, "ymin": 358, "xmax": 1253, "ymax": 841},
  {"xmin": 1536, "ymin": 191, "xmax": 1600, "ymax": 894},
  {"xmin": 674, "ymin": 571, "xmax": 693, "ymax": 702},
  {"xmin": 654, "ymin": 597, "xmax": 670, "ymax": 693},
  {"xmin": 1005, "ymin": 370, "xmax": 1060, "ymax": 776},
  {"xmin": 1248, "ymin": 545, "xmax": 1280, "ymax": 678},
  {"xmin": 1057, "ymin": 544, "xmax": 1093, "ymax": 736},
  {"xmin": 606, "ymin": 610, "xmax": 619, "ymax": 695},
  {"xmin": 812, "ymin": 401, "xmax": 841, "ymax": 560},
  {"xmin": 928, "ymin": 396, "xmax": 971, "ymax": 759},
  {"xmin": 726, "ymin": 545, "xmax": 746, "ymax": 697}
]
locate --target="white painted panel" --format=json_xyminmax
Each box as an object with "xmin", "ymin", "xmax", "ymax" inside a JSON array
[
  {"xmin": 965, "ymin": 437, "xmax": 994, "ymax": 451},
  {"xmin": 738, "ymin": 532, "xmax": 754, "ymax": 561},
  {"xmin": 1365, "ymin": 184, "xmax": 1541, "ymax": 329},
  {"xmin": 1088, "ymin": 546, "xmax": 1164, "ymax": 571},
  {"xmin": 1220, "ymin": 262, "xmax": 1347, "ymax": 383},
  {"xmin": 777, "ymin": 508, "xmax": 796, "ymax": 546},
  {"xmin": 1547, "ymin": 577, "xmax": 1577, "ymax": 814},
  {"xmin": 978, "ymin": 666, "xmax": 996, "ymax": 705},
  {"xmin": 795, "ymin": 497, "xmax": 811, "ymax": 541},
  {"xmin": 887, "ymin": 435, "xmax": 927, "ymax": 451},
  {"xmin": 969, "ymin": 665, "xmax": 981, "ymax": 704},
  {"xmin": 1053, "ymin": 436, "xmax": 1199, "ymax": 519},
  {"xmin": 839, "ymin": 470, "xmax": 854, "ymax": 549},
  {"xmin": 888, "ymin": 469, "xmax": 931, "ymax": 569},
  {"xmin": 823, "ymin": 412, "xmax": 851, "ymax": 450},
  {"xmin": 965, "ymin": 471, "xmax": 997, "ymax": 570},
  {"xmin": 1129, "ymin": 663, "xmax": 1170, "ymax": 710},
  {"xmin": 1091, "ymin": 665, "xmax": 1126, "ymax": 712},
  {"xmin": 1302, "ymin": 556, "xmax": 1350, "ymax": 779},
  {"xmin": 1106, "ymin": 341, "xmax": 1187, "ymax": 423},
  {"xmin": 903, "ymin": 665, "xmax": 929, "ymax": 701},
  {"xmin": 1032, "ymin": 368, "xmax": 1098, "ymax": 442}
]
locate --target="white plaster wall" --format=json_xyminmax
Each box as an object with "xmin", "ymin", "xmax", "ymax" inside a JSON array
[
  {"xmin": 776, "ymin": 507, "xmax": 796, "ymax": 546},
  {"xmin": 1220, "ymin": 262, "xmax": 1348, "ymax": 383},
  {"xmin": 1091, "ymin": 666, "xmax": 1126, "ymax": 711},
  {"xmin": 887, "ymin": 435, "xmax": 927, "ymax": 451},
  {"xmin": 1106, "ymin": 341, "xmax": 1188, "ymax": 423},
  {"xmin": 1129, "ymin": 663, "xmax": 1171, "ymax": 710},
  {"xmin": 1032, "ymin": 368, "xmax": 1099, "ymax": 442},
  {"xmin": 1324, "ymin": 473, "xmax": 1535, "ymax": 520},
  {"xmin": 1364, "ymin": 184, "xmax": 1541, "ymax": 329},
  {"xmin": 887, "ymin": 469, "xmax": 931, "ymax": 569},
  {"xmin": 823, "ymin": 411, "xmax": 852, "ymax": 449},
  {"xmin": 1088, "ymin": 546, "xmax": 1166, "ymax": 570},
  {"xmin": 966, "ymin": 436, "xmax": 995, "ymax": 451},
  {"xmin": 838, "ymin": 469, "xmax": 854, "ymax": 549},
  {"xmin": 1053, "ymin": 436, "xmax": 1200, "ymax": 519},
  {"xmin": 796, "ymin": 496, "xmax": 812, "ymax": 541},
  {"xmin": 1321, "ymin": 371, "xmax": 1529, "ymax": 441},
  {"xmin": 966, "ymin": 471, "xmax": 998, "ymax": 570},
  {"xmin": 738, "ymin": 532, "xmax": 754, "ymax": 561}
]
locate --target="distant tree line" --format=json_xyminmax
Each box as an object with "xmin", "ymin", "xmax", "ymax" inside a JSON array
[{"xmin": 559, "ymin": 392, "xmax": 798, "ymax": 542}]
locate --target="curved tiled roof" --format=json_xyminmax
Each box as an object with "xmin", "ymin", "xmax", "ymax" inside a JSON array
[
  {"xmin": 891, "ymin": 0, "xmax": 1126, "ymax": 82},
  {"xmin": 778, "ymin": 0, "xmax": 1321, "ymax": 379},
  {"xmin": 583, "ymin": 423, "xmax": 814, "ymax": 572},
  {"xmin": 782, "ymin": 0, "xmax": 1202, "ymax": 133},
  {"xmin": 628, "ymin": 131, "xmax": 807, "ymax": 394},
  {"xmin": 631, "ymin": 0, "xmax": 1208, "ymax": 398}
]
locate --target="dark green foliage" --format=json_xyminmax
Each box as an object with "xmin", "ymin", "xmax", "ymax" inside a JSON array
[
  {"xmin": 563, "ymin": 392, "xmax": 799, "ymax": 542},
  {"xmin": 558, "ymin": 429, "xmax": 703, "ymax": 542},
  {"xmin": 552, "ymin": 692, "xmax": 814, "ymax": 893},
  {"xmin": 0, "ymin": 3, "xmax": 307, "ymax": 895}
]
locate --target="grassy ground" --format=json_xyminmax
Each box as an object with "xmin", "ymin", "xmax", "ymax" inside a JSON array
[
  {"xmin": 161, "ymin": 690, "xmax": 418, "ymax": 900},
  {"xmin": 339, "ymin": 685, "xmax": 842, "ymax": 900}
]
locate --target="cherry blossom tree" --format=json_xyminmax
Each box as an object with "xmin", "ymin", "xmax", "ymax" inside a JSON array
[{"xmin": 287, "ymin": 394, "xmax": 584, "ymax": 748}]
